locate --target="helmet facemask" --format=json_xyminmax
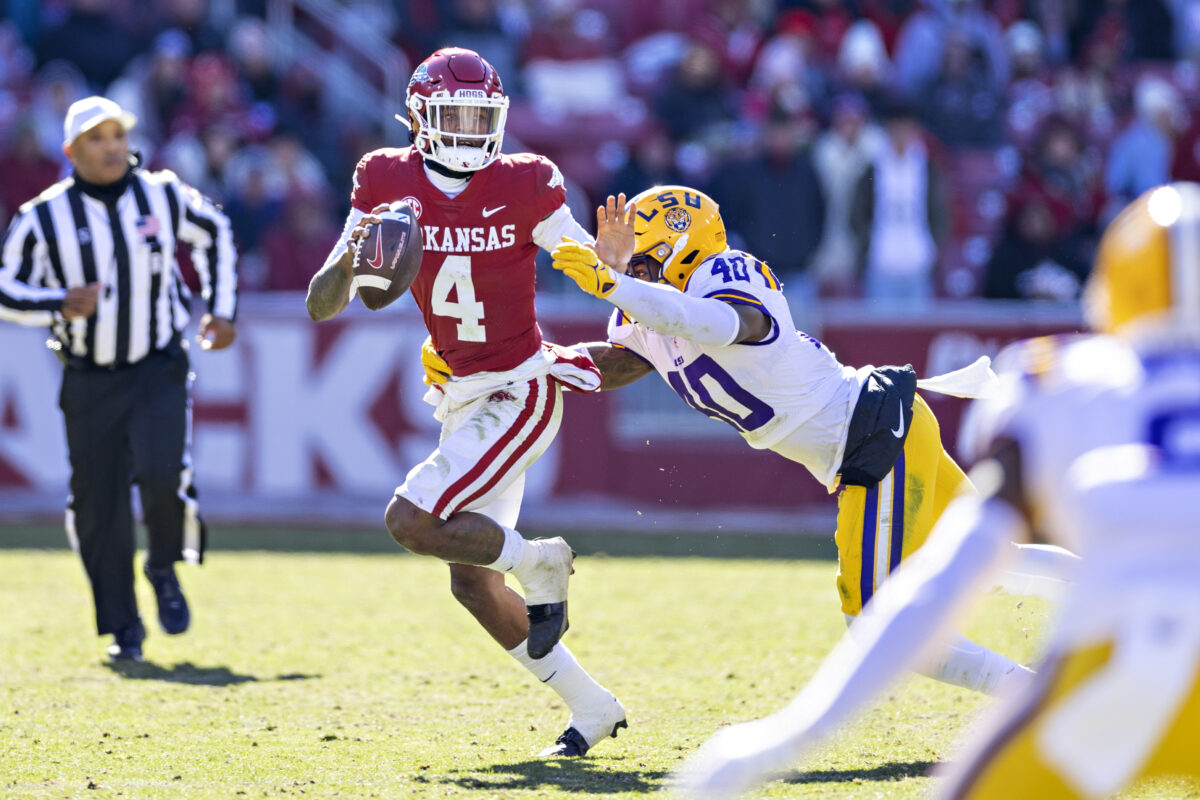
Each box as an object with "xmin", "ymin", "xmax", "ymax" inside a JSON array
[{"xmin": 409, "ymin": 91, "xmax": 508, "ymax": 172}]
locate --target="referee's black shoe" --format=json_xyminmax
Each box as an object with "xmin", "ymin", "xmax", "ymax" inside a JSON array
[
  {"xmin": 107, "ymin": 619, "xmax": 145, "ymax": 662},
  {"xmin": 143, "ymin": 562, "xmax": 190, "ymax": 635}
]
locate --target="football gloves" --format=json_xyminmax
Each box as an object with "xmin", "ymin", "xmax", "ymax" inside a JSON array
[
  {"xmin": 552, "ymin": 239, "xmax": 619, "ymax": 299},
  {"xmin": 420, "ymin": 335, "xmax": 451, "ymax": 385}
]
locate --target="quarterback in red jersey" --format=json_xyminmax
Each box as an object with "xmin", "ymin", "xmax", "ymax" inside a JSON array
[{"xmin": 305, "ymin": 47, "xmax": 625, "ymax": 757}]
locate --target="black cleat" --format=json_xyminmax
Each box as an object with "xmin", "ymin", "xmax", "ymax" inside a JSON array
[
  {"xmin": 538, "ymin": 719, "xmax": 628, "ymax": 757},
  {"xmin": 143, "ymin": 562, "xmax": 190, "ymax": 635},
  {"xmin": 526, "ymin": 602, "xmax": 568, "ymax": 660},
  {"xmin": 106, "ymin": 619, "xmax": 146, "ymax": 662}
]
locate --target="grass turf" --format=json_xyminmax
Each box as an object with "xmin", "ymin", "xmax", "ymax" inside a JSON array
[{"xmin": 0, "ymin": 542, "xmax": 1195, "ymax": 799}]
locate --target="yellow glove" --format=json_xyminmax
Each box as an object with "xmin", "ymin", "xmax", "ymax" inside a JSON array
[
  {"xmin": 552, "ymin": 238, "xmax": 619, "ymax": 299},
  {"xmin": 420, "ymin": 335, "xmax": 451, "ymax": 385}
]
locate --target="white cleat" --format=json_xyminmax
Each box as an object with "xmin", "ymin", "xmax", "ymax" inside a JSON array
[
  {"xmin": 539, "ymin": 694, "xmax": 627, "ymax": 757},
  {"xmin": 520, "ymin": 537, "xmax": 575, "ymax": 659}
]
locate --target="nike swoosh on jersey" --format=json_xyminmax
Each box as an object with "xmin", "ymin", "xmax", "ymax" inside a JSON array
[
  {"xmin": 481, "ymin": 205, "xmax": 506, "ymax": 218},
  {"xmin": 891, "ymin": 403, "xmax": 906, "ymax": 438}
]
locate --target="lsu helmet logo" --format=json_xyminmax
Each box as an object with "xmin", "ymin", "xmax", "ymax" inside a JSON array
[{"xmin": 664, "ymin": 207, "xmax": 691, "ymax": 233}]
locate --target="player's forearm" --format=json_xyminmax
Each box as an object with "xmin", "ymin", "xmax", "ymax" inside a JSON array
[
  {"xmin": 606, "ymin": 275, "xmax": 740, "ymax": 347},
  {"xmin": 306, "ymin": 250, "xmax": 354, "ymax": 322},
  {"xmin": 583, "ymin": 342, "xmax": 653, "ymax": 389},
  {"xmin": 782, "ymin": 495, "xmax": 1023, "ymax": 746}
]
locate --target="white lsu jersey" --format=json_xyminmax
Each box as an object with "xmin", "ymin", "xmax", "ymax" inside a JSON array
[
  {"xmin": 961, "ymin": 329, "xmax": 1200, "ymax": 646},
  {"xmin": 608, "ymin": 249, "xmax": 863, "ymax": 488}
]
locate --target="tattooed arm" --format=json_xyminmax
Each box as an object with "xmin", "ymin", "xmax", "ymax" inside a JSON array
[
  {"xmin": 306, "ymin": 250, "xmax": 355, "ymax": 322},
  {"xmin": 580, "ymin": 341, "xmax": 655, "ymax": 390}
]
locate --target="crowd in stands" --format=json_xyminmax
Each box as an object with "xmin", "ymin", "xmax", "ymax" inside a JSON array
[{"xmin": 2, "ymin": 0, "xmax": 1199, "ymax": 303}]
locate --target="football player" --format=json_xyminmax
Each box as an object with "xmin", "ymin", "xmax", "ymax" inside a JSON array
[
  {"xmin": 306, "ymin": 47, "xmax": 625, "ymax": 757},
  {"xmin": 540, "ymin": 187, "xmax": 1078, "ymax": 698},
  {"xmin": 674, "ymin": 183, "xmax": 1200, "ymax": 799}
]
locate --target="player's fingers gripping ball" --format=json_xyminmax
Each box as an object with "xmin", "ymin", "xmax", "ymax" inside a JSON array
[
  {"xmin": 420, "ymin": 336, "xmax": 451, "ymax": 385},
  {"xmin": 551, "ymin": 238, "xmax": 618, "ymax": 298}
]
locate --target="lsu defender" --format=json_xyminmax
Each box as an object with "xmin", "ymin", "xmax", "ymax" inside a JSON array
[
  {"xmin": 543, "ymin": 187, "xmax": 1079, "ymax": 695},
  {"xmin": 676, "ymin": 182, "xmax": 1200, "ymax": 799},
  {"xmin": 306, "ymin": 47, "xmax": 625, "ymax": 758}
]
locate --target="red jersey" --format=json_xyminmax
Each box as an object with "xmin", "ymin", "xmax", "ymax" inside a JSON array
[{"xmin": 350, "ymin": 147, "xmax": 567, "ymax": 375}]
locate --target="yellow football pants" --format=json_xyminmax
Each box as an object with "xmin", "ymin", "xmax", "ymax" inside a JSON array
[
  {"xmin": 939, "ymin": 642, "xmax": 1200, "ymax": 798},
  {"xmin": 834, "ymin": 394, "xmax": 971, "ymax": 616}
]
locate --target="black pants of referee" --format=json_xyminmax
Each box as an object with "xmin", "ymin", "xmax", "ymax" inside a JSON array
[{"xmin": 59, "ymin": 346, "xmax": 205, "ymax": 636}]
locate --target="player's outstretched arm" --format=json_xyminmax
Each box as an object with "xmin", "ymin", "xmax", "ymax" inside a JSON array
[
  {"xmin": 673, "ymin": 474, "xmax": 1027, "ymax": 799},
  {"xmin": 580, "ymin": 342, "xmax": 654, "ymax": 389}
]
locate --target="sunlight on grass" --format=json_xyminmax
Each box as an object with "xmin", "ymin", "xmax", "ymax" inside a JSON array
[{"xmin": 0, "ymin": 547, "xmax": 1190, "ymax": 799}]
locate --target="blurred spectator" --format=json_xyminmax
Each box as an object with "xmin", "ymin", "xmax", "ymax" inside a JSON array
[
  {"xmin": 35, "ymin": 0, "xmax": 142, "ymax": 92},
  {"xmin": 791, "ymin": 2, "xmax": 855, "ymax": 68},
  {"xmin": 223, "ymin": 145, "xmax": 284, "ymax": 263},
  {"xmin": 0, "ymin": 116, "xmax": 60, "ymax": 223},
  {"xmin": 1106, "ymin": 74, "xmax": 1186, "ymax": 214},
  {"xmin": 747, "ymin": 12, "xmax": 828, "ymax": 122},
  {"xmin": 30, "ymin": 60, "xmax": 88, "ymax": 162},
  {"xmin": 833, "ymin": 19, "xmax": 892, "ymax": 116},
  {"xmin": 260, "ymin": 191, "xmax": 341, "ymax": 291},
  {"xmin": 688, "ymin": 0, "xmax": 772, "ymax": 86},
  {"xmin": 1016, "ymin": 115, "xmax": 1103, "ymax": 237},
  {"xmin": 228, "ymin": 17, "xmax": 279, "ymax": 104},
  {"xmin": 918, "ymin": 29, "xmax": 1005, "ymax": 147},
  {"xmin": 810, "ymin": 93, "xmax": 884, "ymax": 296},
  {"xmin": 1070, "ymin": 0, "xmax": 1175, "ymax": 63},
  {"xmin": 983, "ymin": 198, "xmax": 1089, "ymax": 301},
  {"xmin": 1004, "ymin": 20, "xmax": 1057, "ymax": 148},
  {"xmin": 654, "ymin": 41, "xmax": 737, "ymax": 143},
  {"xmin": 440, "ymin": 0, "xmax": 523, "ymax": 95},
  {"xmin": 710, "ymin": 114, "xmax": 825, "ymax": 284},
  {"xmin": 893, "ymin": 0, "xmax": 1009, "ymax": 97},
  {"xmin": 603, "ymin": 127, "xmax": 684, "ymax": 199},
  {"xmin": 850, "ymin": 97, "xmax": 948, "ymax": 303},
  {"xmin": 1054, "ymin": 15, "xmax": 1131, "ymax": 144},
  {"xmin": 162, "ymin": 0, "xmax": 226, "ymax": 54},
  {"xmin": 107, "ymin": 29, "xmax": 192, "ymax": 146},
  {"xmin": 522, "ymin": 0, "xmax": 619, "ymax": 63}
]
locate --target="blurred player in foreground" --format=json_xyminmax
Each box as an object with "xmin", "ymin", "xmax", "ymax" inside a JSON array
[
  {"xmin": 675, "ymin": 182, "xmax": 1200, "ymax": 798},
  {"xmin": 307, "ymin": 47, "xmax": 624, "ymax": 757},
  {"xmin": 534, "ymin": 187, "xmax": 1077, "ymax": 697}
]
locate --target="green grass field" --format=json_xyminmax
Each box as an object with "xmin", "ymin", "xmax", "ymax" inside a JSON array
[{"xmin": 1, "ymin": 530, "xmax": 1196, "ymax": 800}]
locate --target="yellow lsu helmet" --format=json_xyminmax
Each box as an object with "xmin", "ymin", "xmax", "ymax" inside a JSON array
[
  {"xmin": 628, "ymin": 185, "xmax": 726, "ymax": 290},
  {"xmin": 1086, "ymin": 182, "xmax": 1200, "ymax": 335}
]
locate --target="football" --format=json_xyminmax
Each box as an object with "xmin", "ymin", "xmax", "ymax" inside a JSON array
[{"xmin": 351, "ymin": 201, "xmax": 422, "ymax": 310}]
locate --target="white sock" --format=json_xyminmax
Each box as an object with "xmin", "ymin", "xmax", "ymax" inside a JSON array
[
  {"xmin": 918, "ymin": 631, "xmax": 1035, "ymax": 695},
  {"xmin": 486, "ymin": 526, "xmax": 530, "ymax": 574},
  {"xmin": 506, "ymin": 639, "xmax": 613, "ymax": 714}
]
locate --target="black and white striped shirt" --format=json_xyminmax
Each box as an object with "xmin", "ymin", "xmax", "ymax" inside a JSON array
[{"xmin": 0, "ymin": 168, "xmax": 237, "ymax": 367}]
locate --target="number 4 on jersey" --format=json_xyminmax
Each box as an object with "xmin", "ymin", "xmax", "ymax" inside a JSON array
[{"xmin": 431, "ymin": 255, "xmax": 486, "ymax": 342}]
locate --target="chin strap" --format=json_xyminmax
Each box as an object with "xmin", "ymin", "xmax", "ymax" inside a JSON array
[{"xmin": 424, "ymin": 159, "xmax": 474, "ymax": 181}]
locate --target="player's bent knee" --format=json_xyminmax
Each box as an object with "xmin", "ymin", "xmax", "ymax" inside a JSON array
[{"xmin": 384, "ymin": 495, "xmax": 440, "ymax": 555}]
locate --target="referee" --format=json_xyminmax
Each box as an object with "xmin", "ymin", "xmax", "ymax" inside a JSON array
[{"xmin": 0, "ymin": 96, "xmax": 238, "ymax": 662}]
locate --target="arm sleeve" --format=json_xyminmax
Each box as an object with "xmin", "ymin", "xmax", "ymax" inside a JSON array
[
  {"xmin": 532, "ymin": 204, "xmax": 592, "ymax": 252},
  {"xmin": 604, "ymin": 274, "xmax": 741, "ymax": 347},
  {"xmin": 757, "ymin": 495, "xmax": 1025, "ymax": 757},
  {"xmin": 172, "ymin": 178, "xmax": 238, "ymax": 320},
  {"xmin": 0, "ymin": 211, "xmax": 63, "ymax": 326}
]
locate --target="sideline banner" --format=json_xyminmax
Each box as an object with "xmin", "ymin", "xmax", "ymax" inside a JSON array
[{"xmin": 0, "ymin": 296, "xmax": 1078, "ymax": 529}]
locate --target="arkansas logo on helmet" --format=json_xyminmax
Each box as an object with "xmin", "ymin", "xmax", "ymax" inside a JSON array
[{"xmin": 402, "ymin": 48, "xmax": 509, "ymax": 172}]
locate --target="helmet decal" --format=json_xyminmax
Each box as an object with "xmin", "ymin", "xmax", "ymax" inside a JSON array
[{"xmin": 665, "ymin": 207, "xmax": 691, "ymax": 233}]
